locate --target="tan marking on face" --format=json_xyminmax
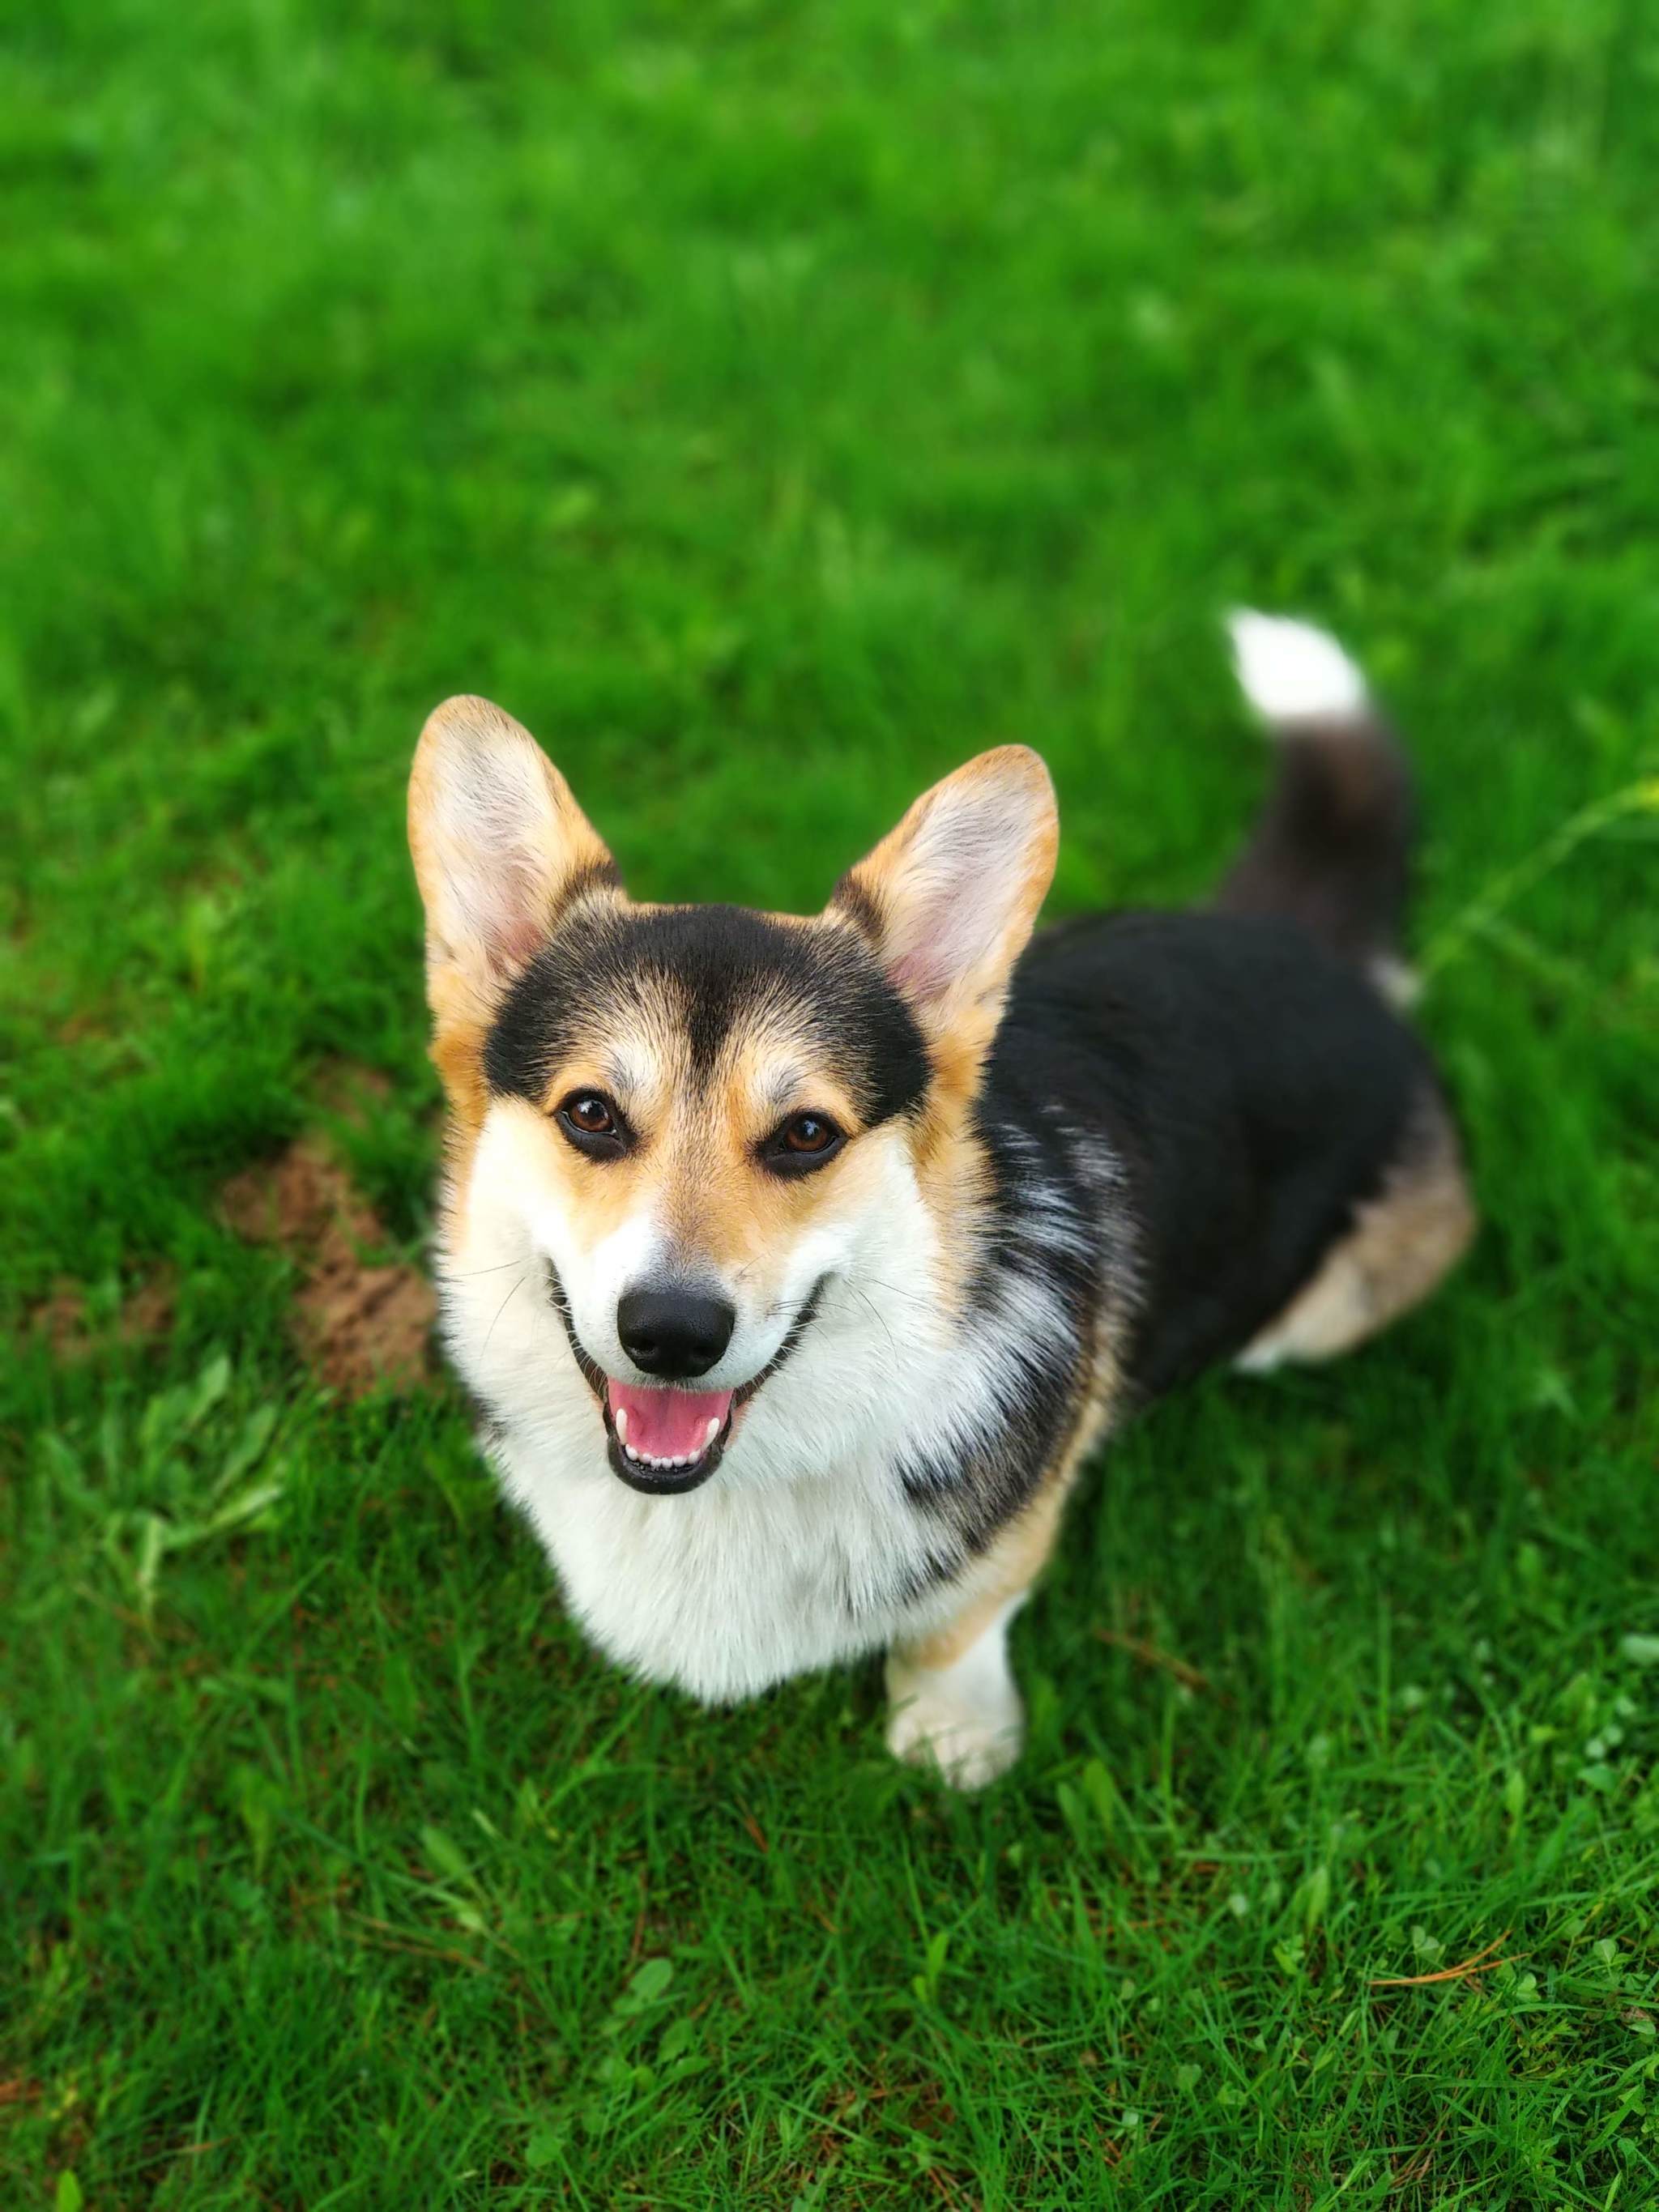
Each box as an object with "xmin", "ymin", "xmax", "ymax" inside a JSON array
[
  {"xmin": 425, "ymin": 886, "xmax": 636, "ymax": 1255},
  {"xmin": 481, "ymin": 973, "xmax": 680, "ymax": 1263},
  {"xmin": 656, "ymin": 1024, "xmax": 867, "ymax": 1276},
  {"xmin": 430, "ymin": 1016, "xmax": 491, "ymax": 1251},
  {"xmin": 471, "ymin": 936, "xmax": 893, "ymax": 1326}
]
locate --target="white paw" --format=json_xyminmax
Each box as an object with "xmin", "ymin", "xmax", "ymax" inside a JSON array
[{"xmin": 885, "ymin": 1673, "xmax": 1025, "ymax": 1790}]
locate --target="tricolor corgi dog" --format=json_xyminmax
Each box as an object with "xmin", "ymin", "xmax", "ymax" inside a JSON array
[{"xmin": 408, "ymin": 615, "xmax": 1474, "ymax": 1787}]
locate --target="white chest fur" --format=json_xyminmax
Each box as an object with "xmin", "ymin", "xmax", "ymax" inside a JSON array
[{"xmin": 488, "ymin": 1418, "xmax": 942, "ymax": 1701}]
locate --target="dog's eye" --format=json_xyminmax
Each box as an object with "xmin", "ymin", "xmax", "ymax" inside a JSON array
[
  {"xmin": 761, "ymin": 1111, "xmax": 845, "ymax": 1178},
  {"xmin": 554, "ymin": 1091, "xmax": 631, "ymax": 1159}
]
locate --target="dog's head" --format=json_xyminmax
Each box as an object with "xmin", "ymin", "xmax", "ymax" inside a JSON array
[{"xmin": 409, "ymin": 697, "xmax": 1056, "ymax": 1494}]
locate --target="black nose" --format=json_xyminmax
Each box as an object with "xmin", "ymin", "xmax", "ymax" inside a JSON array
[{"xmin": 616, "ymin": 1286, "xmax": 736, "ymax": 1380}]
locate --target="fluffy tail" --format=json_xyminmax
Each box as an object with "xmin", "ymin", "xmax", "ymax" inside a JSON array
[{"xmin": 1215, "ymin": 611, "xmax": 1416, "ymax": 1003}]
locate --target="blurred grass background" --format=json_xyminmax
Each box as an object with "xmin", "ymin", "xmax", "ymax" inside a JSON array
[{"xmin": 3, "ymin": 2, "xmax": 1657, "ymax": 2205}]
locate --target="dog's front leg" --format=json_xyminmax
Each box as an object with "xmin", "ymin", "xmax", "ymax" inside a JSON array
[
  {"xmin": 885, "ymin": 1592, "xmax": 1028, "ymax": 1788},
  {"xmin": 881, "ymin": 1431, "xmax": 1078, "ymax": 1792},
  {"xmin": 883, "ymin": 1434, "xmax": 1093, "ymax": 1787}
]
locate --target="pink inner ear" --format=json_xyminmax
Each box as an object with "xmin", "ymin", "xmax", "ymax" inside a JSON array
[
  {"xmin": 493, "ymin": 915, "xmax": 546, "ymax": 971},
  {"xmin": 885, "ymin": 844, "xmax": 1013, "ymax": 1011},
  {"xmin": 480, "ymin": 850, "xmax": 557, "ymax": 974},
  {"xmin": 888, "ymin": 941, "xmax": 954, "ymax": 1007}
]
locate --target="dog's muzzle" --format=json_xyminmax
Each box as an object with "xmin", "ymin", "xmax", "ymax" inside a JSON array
[{"xmin": 544, "ymin": 1264, "xmax": 827, "ymax": 1494}]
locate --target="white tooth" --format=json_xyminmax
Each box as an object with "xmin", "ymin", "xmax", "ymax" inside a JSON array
[
  {"xmin": 613, "ymin": 1407, "xmax": 629, "ymax": 1446},
  {"xmin": 704, "ymin": 1416, "xmax": 722, "ymax": 1445}
]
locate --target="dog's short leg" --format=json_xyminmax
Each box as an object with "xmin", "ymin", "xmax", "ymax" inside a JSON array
[
  {"xmin": 885, "ymin": 1404, "xmax": 1109, "ymax": 1788},
  {"xmin": 886, "ymin": 1592, "xmax": 1027, "ymax": 1790},
  {"xmin": 1238, "ymin": 1087, "xmax": 1474, "ymax": 1372}
]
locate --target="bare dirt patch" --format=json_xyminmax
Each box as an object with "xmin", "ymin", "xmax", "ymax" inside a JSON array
[
  {"xmin": 219, "ymin": 1136, "xmax": 435, "ymax": 1397},
  {"xmin": 310, "ymin": 1055, "xmax": 395, "ymax": 1126},
  {"xmin": 28, "ymin": 1268, "xmax": 177, "ymax": 1361},
  {"xmin": 220, "ymin": 1136, "xmax": 382, "ymax": 1252}
]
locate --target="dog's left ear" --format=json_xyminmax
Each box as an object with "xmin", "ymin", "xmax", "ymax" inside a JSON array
[
  {"xmin": 408, "ymin": 695, "xmax": 616, "ymax": 1035},
  {"xmin": 831, "ymin": 746, "xmax": 1058, "ymax": 1084}
]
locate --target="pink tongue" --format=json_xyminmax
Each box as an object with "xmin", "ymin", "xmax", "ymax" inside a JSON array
[{"xmin": 607, "ymin": 1380, "xmax": 734, "ymax": 1460}]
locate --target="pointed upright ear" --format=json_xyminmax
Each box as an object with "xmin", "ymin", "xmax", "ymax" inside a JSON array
[
  {"xmin": 831, "ymin": 746, "xmax": 1058, "ymax": 1085},
  {"xmin": 407, "ymin": 695, "xmax": 617, "ymax": 1032}
]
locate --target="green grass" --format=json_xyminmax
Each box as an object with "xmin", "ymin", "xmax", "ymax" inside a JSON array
[{"xmin": 4, "ymin": 0, "xmax": 1659, "ymax": 2203}]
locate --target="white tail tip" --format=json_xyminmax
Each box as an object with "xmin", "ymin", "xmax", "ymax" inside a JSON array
[{"xmin": 1227, "ymin": 609, "xmax": 1368, "ymax": 722}]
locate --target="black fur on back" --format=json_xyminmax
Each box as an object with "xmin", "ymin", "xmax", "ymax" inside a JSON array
[{"xmin": 994, "ymin": 910, "xmax": 1431, "ymax": 1397}]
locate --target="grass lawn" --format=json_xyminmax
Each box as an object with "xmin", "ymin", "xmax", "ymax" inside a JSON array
[{"xmin": 4, "ymin": 0, "xmax": 1658, "ymax": 2203}]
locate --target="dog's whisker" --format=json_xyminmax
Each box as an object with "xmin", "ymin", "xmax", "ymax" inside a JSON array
[
  {"xmin": 837, "ymin": 1273, "xmax": 938, "ymax": 1313},
  {"xmin": 836, "ymin": 1279, "xmax": 902, "ymax": 1371},
  {"xmin": 480, "ymin": 1271, "xmax": 531, "ymax": 1353}
]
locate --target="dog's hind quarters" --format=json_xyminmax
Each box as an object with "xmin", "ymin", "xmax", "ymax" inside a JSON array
[{"xmin": 1236, "ymin": 1086, "xmax": 1475, "ymax": 1374}]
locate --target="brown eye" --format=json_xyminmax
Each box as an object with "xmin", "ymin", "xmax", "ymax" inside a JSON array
[
  {"xmin": 761, "ymin": 1110, "xmax": 845, "ymax": 1178},
  {"xmin": 555, "ymin": 1090, "xmax": 631, "ymax": 1159}
]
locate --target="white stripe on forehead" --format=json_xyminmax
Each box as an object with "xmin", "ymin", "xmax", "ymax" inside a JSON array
[
  {"xmin": 598, "ymin": 1040, "xmax": 665, "ymax": 1101},
  {"xmin": 585, "ymin": 1004, "xmax": 819, "ymax": 1128},
  {"xmin": 762, "ymin": 1064, "xmax": 804, "ymax": 1112}
]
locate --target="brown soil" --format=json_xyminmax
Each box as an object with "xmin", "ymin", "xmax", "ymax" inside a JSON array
[
  {"xmin": 219, "ymin": 1133, "xmax": 435, "ymax": 1398},
  {"xmin": 30, "ymin": 1061, "xmax": 435, "ymax": 1400},
  {"xmin": 28, "ymin": 1268, "xmax": 177, "ymax": 1360},
  {"xmin": 310, "ymin": 1055, "xmax": 395, "ymax": 1125}
]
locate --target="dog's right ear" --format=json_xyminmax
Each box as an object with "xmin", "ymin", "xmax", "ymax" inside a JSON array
[{"xmin": 407, "ymin": 696, "xmax": 616, "ymax": 1034}]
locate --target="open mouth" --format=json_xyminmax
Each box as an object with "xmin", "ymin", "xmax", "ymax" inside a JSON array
[
  {"xmin": 544, "ymin": 1264, "xmax": 826, "ymax": 1496},
  {"xmin": 603, "ymin": 1382, "xmax": 734, "ymax": 1494}
]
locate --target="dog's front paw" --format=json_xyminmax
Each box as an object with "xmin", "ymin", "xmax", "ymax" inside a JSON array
[{"xmin": 885, "ymin": 1656, "xmax": 1025, "ymax": 1790}]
